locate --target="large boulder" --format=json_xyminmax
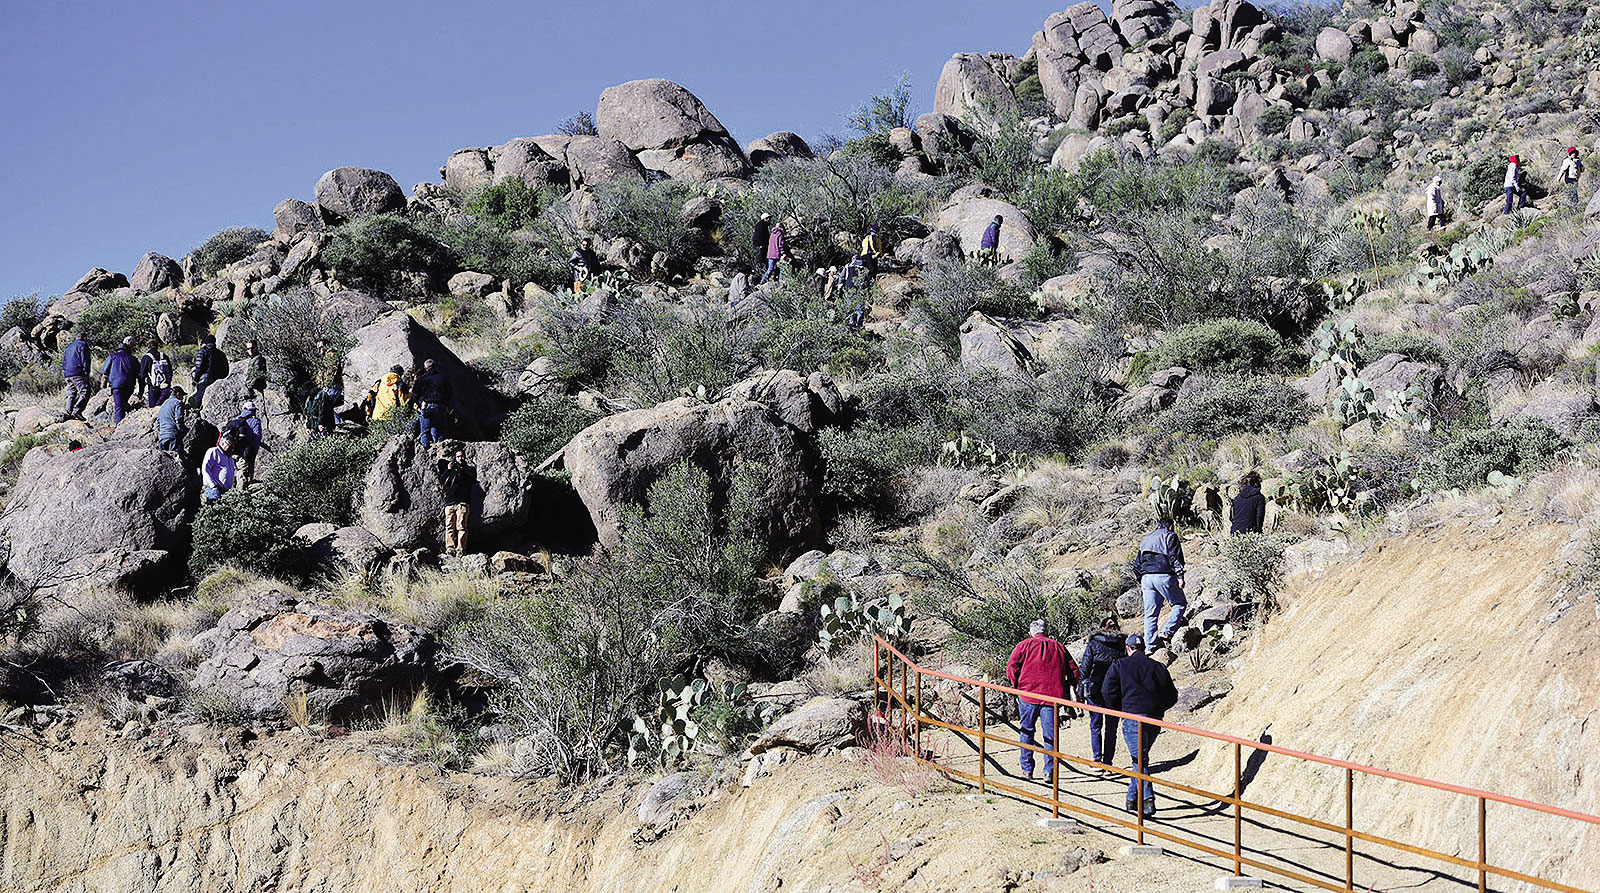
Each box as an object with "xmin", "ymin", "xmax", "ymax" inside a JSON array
[
  {"xmin": 299, "ymin": 524, "xmax": 392, "ymax": 576},
  {"xmin": 71, "ymin": 268, "xmax": 129, "ymax": 293},
  {"xmin": 314, "ymin": 167, "xmax": 405, "ymax": 221},
  {"xmin": 746, "ymin": 131, "xmax": 813, "ymax": 168},
  {"xmin": 322, "ymin": 289, "xmax": 392, "ymax": 331},
  {"xmin": 596, "ymin": 79, "xmax": 751, "ymax": 181},
  {"xmin": 1113, "ymin": 0, "xmax": 1174, "ymax": 44},
  {"xmin": 560, "ymin": 136, "xmax": 649, "ymax": 188},
  {"xmin": 960, "ymin": 313, "xmax": 1037, "ymax": 377},
  {"xmin": 934, "ymin": 197, "xmax": 1036, "ymax": 262},
  {"xmin": 0, "ymin": 443, "xmax": 188, "ymax": 597},
  {"xmin": 345, "ymin": 312, "xmax": 512, "ymax": 436},
  {"xmin": 190, "ymin": 590, "xmax": 438, "ymax": 723},
  {"xmin": 724, "ymin": 370, "xmax": 848, "ymax": 435},
  {"xmin": 129, "ymin": 253, "xmax": 183, "ymax": 293},
  {"xmin": 492, "ymin": 137, "xmax": 569, "ymax": 188},
  {"xmin": 273, "ymin": 199, "xmax": 325, "ymax": 239},
  {"xmin": 558, "ymin": 397, "xmax": 821, "ymax": 558},
  {"xmin": 1316, "ymin": 26, "xmax": 1354, "ymax": 63},
  {"xmin": 441, "ymin": 148, "xmax": 493, "ymax": 192},
  {"xmin": 749, "ymin": 697, "xmax": 866, "ymax": 754},
  {"xmin": 933, "ymin": 53, "xmax": 1019, "ymax": 131},
  {"xmin": 357, "ymin": 437, "xmax": 531, "ymax": 552}
]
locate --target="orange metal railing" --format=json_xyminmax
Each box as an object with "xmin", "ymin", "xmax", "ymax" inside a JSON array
[{"xmin": 871, "ymin": 636, "xmax": 1600, "ymax": 893}]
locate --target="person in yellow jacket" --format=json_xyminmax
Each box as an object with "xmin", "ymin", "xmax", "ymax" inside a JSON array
[
  {"xmin": 364, "ymin": 364, "xmax": 412, "ymax": 421},
  {"xmin": 859, "ymin": 223, "xmax": 886, "ymax": 279}
]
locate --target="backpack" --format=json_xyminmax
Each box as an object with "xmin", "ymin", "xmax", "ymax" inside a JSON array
[
  {"xmin": 221, "ymin": 416, "xmax": 248, "ymax": 442},
  {"xmin": 210, "ymin": 349, "xmax": 229, "ymax": 378},
  {"xmin": 151, "ymin": 356, "xmax": 172, "ymax": 387},
  {"xmin": 1078, "ymin": 632, "xmax": 1127, "ymax": 702}
]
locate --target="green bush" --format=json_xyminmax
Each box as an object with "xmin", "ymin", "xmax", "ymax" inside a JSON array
[
  {"xmin": 819, "ymin": 422, "xmax": 927, "ymax": 518},
  {"xmin": 1420, "ymin": 420, "xmax": 1569, "ymax": 491},
  {"xmin": 1217, "ymin": 533, "xmax": 1287, "ymax": 620},
  {"xmin": 464, "ymin": 179, "xmax": 548, "ymax": 231},
  {"xmin": 728, "ymin": 155, "xmax": 932, "ymax": 270},
  {"xmin": 75, "ymin": 293, "xmax": 166, "ymax": 347},
  {"xmin": 1460, "ymin": 154, "xmax": 1507, "ymax": 206},
  {"xmin": 1, "ymin": 295, "xmax": 44, "ymax": 335},
  {"xmin": 1356, "ymin": 332, "xmax": 1447, "ymax": 367},
  {"xmin": 236, "ymin": 287, "xmax": 351, "ymax": 396},
  {"xmin": 1137, "ymin": 318, "xmax": 1293, "ymax": 376},
  {"xmin": 189, "ymin": 490, "xmax": 305, "ymax": 581},
  {"xmin": 265, "ymin": 422, "xmax": 400, "ymax": 527},
  {"xmin": 191, "ymin": 227, "xmax": 271, "ymax": 280},
  {"xmin": 1157, "ymin": 375, "xmax": 1311, "ymax": 439},
  {"xmin": 322, "ymin": 213, "xmax": 455, "ymax": 298},
  {"xmin": 913, "ymin": 260, "xmax": 1033, "ymax": 356},
  {"xmin": 500, "ymin": 396, "xmax": 600, "ymax": 462},
  {"xmin": 846, "ymin": 72, "xmax": 914, "ymax": 135},
  {"xmin": 1256, "ymin": 105, "xmax": 1294, "ymax": 136},
  {"xmin": 1192, "ymin": 139, "xmax": 1240, "ymax": 167},
  {"xmin": 1406, "ymin": 54, "xmax": 1440, "ymax": 79},
  {"xmin": 591, "ymin": 179, "xmax": 710, "ymax": 276}
]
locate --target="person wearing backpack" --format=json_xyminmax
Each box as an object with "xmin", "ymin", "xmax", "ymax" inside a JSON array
[
  {"xmin": 1136, "ymin": 517, "xmax": 1187, "ymax": 651},
  {"xmin": 363, "ymin": 365, "xmax": 411, "ymax": 422},
  {"xmin": 412, "ymin": 358, "xmax": 454, "ymax": 451},
  {"xmin": 1078, "ymin": 614, "xmax": 1128, "ymax": 776},
  {"xmin": 192, "ymin": 335, "xmax": 228, "ymax": 404},
  {"xmin": 61, "ymin": 332, "xmax": 92, "ymax": 420},
  {"xmin": 1559, "ymin": 147, "xmax": 1583, "ymax": 209},
  {"xmin": 101, "ymin": 337, "xmax": 141, "ymax": 424},
  {"xmin": 140, "ymin": 342, "xmax": 173, "ymax": 409},
  {"xmin": 229, "ymin": 401, "xmax": 264, "ymax": 484}
]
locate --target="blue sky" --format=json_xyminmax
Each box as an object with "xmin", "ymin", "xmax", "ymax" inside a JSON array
[{"xmin": 0, "ymin": 0, "xmax": 1073, "ymax": 300}]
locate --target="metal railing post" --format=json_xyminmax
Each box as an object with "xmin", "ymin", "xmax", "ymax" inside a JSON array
[
  {"xmin": 978, "ymin": 686, "xmax": 987, "ymax": 794},
  {"xmin": 899, "ymin": 655, "xmax": 908, "ymax": 741},
  {"xmin": 913, "ymin": 668, "xmax": 922, "ymax": 759},
  {"xmin": 1051, "ymin": 705, "xmax": 1060, "ymax": 818},
  {"xmin": 1234, "ymin": 742, "xmax": 1242, "ymax": 877},
  {"xmin": 1345, "ymin": 767, "xmax": 1354, "ymax": 891},
  {"xmin": 1478, "ymin": 797, "xmax": 1487, "ymax": 893},
  {"xmin": 872, "ymin": 639, "xmax": 880, "ymax": 718},
  {"xmin": 1136, "ymin": 720, "xmax": 1146, "ymax": 844}
]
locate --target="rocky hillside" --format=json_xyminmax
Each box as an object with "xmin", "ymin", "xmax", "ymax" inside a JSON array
[{"xmin": 0, "ymin": 0, "xmax": 1598, "ymax": 888}]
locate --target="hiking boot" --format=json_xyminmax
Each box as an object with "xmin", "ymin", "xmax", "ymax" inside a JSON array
[
  {"xmin": 1151, "ymin": 636, "xmax": 1168, "ymax": 651},
  {"xmin": 1125, "ymin": 801, "xmax": 1138, "ymax": 813},
  {"xmin": 1142, "ymin": 802, "xmax": 1156, "ymax": 818}
]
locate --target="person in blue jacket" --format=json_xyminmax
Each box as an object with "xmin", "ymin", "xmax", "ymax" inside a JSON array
[
  {"xmin": 101, "ymin": 337, "xmax": 141, "ymax": 424},
  {"xmin": 61, "ymin": 332, "xmax": 91, "ymax": 420}
]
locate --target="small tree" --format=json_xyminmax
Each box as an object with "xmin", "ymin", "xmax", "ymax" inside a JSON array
[
  {"xmin": 557, "ymin": 111, "xmax": 599, "ymax": 136},
  {"xmin": 847, "ymin": 73, "xmax": 914, "ymax": 135}
]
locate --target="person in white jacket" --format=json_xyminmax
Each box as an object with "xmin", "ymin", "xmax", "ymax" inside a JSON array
[
  {"xmin": 1558, "ymin": 147, "xmax": 1583, "ymax": 209},
  {"xmin": 1426, "ymin": 175, "xmax": 1445, "ymax": 230},
  {"xmin": 1504, "ymin": 155, "xmax": 1527, "ymax": 214}
]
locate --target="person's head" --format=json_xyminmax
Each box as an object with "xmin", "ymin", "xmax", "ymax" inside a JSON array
[
  {"xmin": 992, "ymin": 215, "xmax": 1003, "ymax": 224},
  {"xmin": 203, "ymin": 334, "xmax": 216, "ymax": 346},
  {"xmin": 580, "ymin": 237, "xmax": 591, "ymax": 249},
  {"xmin": 389, "ymin": 364, "xmax": 404, "ymax": 376},
  {"xmin": 1029, "ymin": 619, "xmax": 1047, "ymax": 637},
  {"xmin": 423, "ymin": 358, "xmax": 435, "ymax": 372},
  {"xmin": 1509, "ymin": 154, "xmax": 1520, "ymax": 165},
  {"xmin": 1125, "ymin": 633, "xmax": 1146, "ymax": 654},
  {"xmin": 1569, "ymin": 147, "xmax": 1579, "ymax": 155},
  {"xmin": 245, "ymin": 339, "xmax": 258, "ymax": 354},
  {"xmin": 453, "ymin": 447, "xmax": 467, "ymax": 464},
  {"xmin": 170, "ymin": 386, "xmax": 186, "ymax": 400},
  {"xmin": 328, "ymin": 386, "xmax": 342, "ymax": 401},
  {"xmin": 1241, "ymin": 470, "xmax": 1261, "ymax": 488},
  {"xmin": 242, "ymin": 400, "xmax": 257, "ymax": 414},
  {"xmin": 1100, "ymin": 612, "xmax": 1118, "ymax": 630},
  {"xmin": 1157, "ymin": 516, "xmax": 1174, "ymax": 529},
  {"xmin": 219, "ymin": 434, "xmax": 236, "ymax": 453},
  {"xmin": 870, "ymin": 224, "xmax": 879, "ymax": 233},
  {"xmin": 120, "ymin": 336, "xmax": 135, "ymax": 351},
  {"xmin": 760, "ymin": 212, "xmax": 771, "ymax": 222}
]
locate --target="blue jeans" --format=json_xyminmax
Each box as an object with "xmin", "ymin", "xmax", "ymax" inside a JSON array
[
  {"xmin": 417, "ymin": 406, "xmax": 443, "ymax": 450},
  {"xmin": 759, "ymin": 257, "xmax": 779, "ymax": 284},
  {"xmin": 158, "ymin": 432, "xmax": 181, "ymax": 453},
  {"xmin": 1018, "ymin": 700, "xmax": 1056, "ymax": 778},
  {"xmin": 110, "ymin": 386, "xmax": 132, "ymax": 424},
  {"xmin": 1122, "ymin": 718, "xmax": 1157, "ymax": 807},
  {"xmin": 1504, "ymin": 186, "xmax": 1526, "ymax": 213},
  {"xmin": 1141, "ymin": 573, "xmax": 1187, "ymax": 643},
  {"xmin": 1088, "ymin": 697, "xmax": 1116, "ymax": 764},
  {"xmin": 193, "ymin": 375, "xmax": 214, "ymax": 404}
]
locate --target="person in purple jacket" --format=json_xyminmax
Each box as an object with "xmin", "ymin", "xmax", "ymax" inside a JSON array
[
  {"xmin": 759, "ymin": 221, "xmax": 788, "ymax": 285},
  {"xmin": 978, "ymin": 214, "xmax": 1003, "ymax": 265},
  {"xmin": 101, "ymin": 337, "xmax": 141, "ymax": 424}
]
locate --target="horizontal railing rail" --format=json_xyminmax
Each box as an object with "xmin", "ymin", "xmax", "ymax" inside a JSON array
[{"xmin": 871, "ymin": 636, "xmax": 1600, "ymax": 893}]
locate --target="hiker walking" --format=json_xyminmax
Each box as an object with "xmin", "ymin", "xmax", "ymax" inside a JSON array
[
  {"xmin": 61, "ymin": 331, "xmax": 91, "ymax": 420},
  {"xmin": 759, "ymin": 220, "xmax": 787, "ymax": 285},
  {"xmin": 1005, "ymin": 619, "xmax": 1079, "ymax": 782},
  {"xmin": 859, "ymin": 224, "xmax": 885, "ymax": 278},
  {"xmin": 363, "ymin": 365, "xmax": 411, "ymax": 422},
  {"xmin": 201, "ymin": 435, "xmax": 238, "ymax": 502},
  {"xmin": 978, "ymin": 214, "xmax": 1003, "ymax": 265},
  {"xmin": 438, "ymin": 446, "xmax": 474, "ymax": 556},
  {"xmin": 1559, "ymin": 147, "xmax": 1583, "ymax": 209},
  {"xmin": 156, "ymin": 386, "xmax": 187, "ymax": 453},
  {"xmin": 227, "ymin": 401, "xmax": 263, "ymax": 484},
  {"xmin": 570, "ymin": 238, "xmax": 602, "ymax": 294},
  {"xmin": 1503, "ymin": 155, "xmax": 1527, "ymax": 214},
  {"xmin": 1078, "ymin": 614, "xmax": 1127, "ymax": 776},
  {"xmin": 243, "ymin": 338, "xmax": 268, "ymax": 399},
  {"xmin": 192, "ymin": 335, "xmax": 227, "ymax": 404},
  {"xmin": 101, "ymin": 337, "xmax": 140, "ymax": 424},
  {"xmin": 1102, "ymin": 633, "xmax": 1178, "ymax": 817},
  {"xmin": 305, "ymin": 384, "xmax": 341, "ymax": 441},
  {"xmin": 139, "ymin": 341, "xmax": 173, "ymax": 409},
  {"xmin": 1136, "ymin": 517, "xmax": 1187, "ymax": 650},
  {"xmin": 413, "ymin": 358, "xmax": 453, "ymax": 451},
  {"xmin": 751, "ymin": 213, "xmax": 772, "ymax": 275},
  {"xmin": 1229, "ymin": 471, "xmax": 1267, "ymax": 535},
  {"xmin": 1425, "ymin": 175, "xmax": 1445, "ymax": 230}
]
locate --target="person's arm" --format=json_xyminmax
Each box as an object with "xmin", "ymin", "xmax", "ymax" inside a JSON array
[
  {"xmin": 1171, "ymin": 531, "xmax": 1186, "ymax": 578},
  {"xmin": 1253, "ymin": 493, "xmax": 1266, "ymax": 532},
  {"xmin": 1102, "ymin": 665, "xmax": 1123, "ymax": 711},
  {"xmin": 1159, "ymin": 668, "xmax": 1179, "ymax": 715},
  {"xmin": 1006, "ymin": 642, "xmax": 1026, "ymax": 688}
]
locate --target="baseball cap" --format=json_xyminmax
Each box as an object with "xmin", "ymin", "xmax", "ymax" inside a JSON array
[{"xmin": 1126, "ymin": 633, "xmax": 1146, "ymax": 649}]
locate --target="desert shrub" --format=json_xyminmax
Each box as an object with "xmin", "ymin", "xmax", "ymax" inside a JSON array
[
  {"xmin": 1192, "ymin": 139, "xmax": 1240, "ymax": 167},
  {"xmin": 191, "ymin": 227, "xmax": 271, "ymax": 280},
  {"xmin": 189, "ymin": 490, "xmax": 306, "ymax": 581},
  {"xmin": 1460, "ymin": 155, "xmax": 1507, "ymax": 206},
  {"xmin": 1406, "ymin": 54, "xmax": 1440, "ymax": 79},
  {"xmin": 1137, "ymin": 318, "xmax": 1294, "ymax": 376},
  {"xmin": 557, "ymin": 111, "xmax": 598, "ymax": 136},
  {"xmin": 421, "ymin": 215, "xmax": 558, "ymax": 290},
  {"xmin": 1348, "ymin": 45, "xmax": 1389, "ymax": 76},
  {"xmin": 448, "ymin": 462, "xmax": 767, "ymax": 779},
  {"xmin": 842, "ymin": 131, "xmax": 901, "ymax": 168},
  {"xmin": 236, "ymin": 287, "xmax": 351, "ymax": 396},
  {"xmin": 729, "ymin": 155, "xmax": 932, "ymax": 269},
  {"xmin": 953, "ymin": 108, "xmax": 1038, "ymax": 197},
  {"xmin": 745, "ymin": 281, "xmax": 880, "ymax": 376},
  {"xmin": 608, "ymin": 298, "xmax": 750, "ymax": 404},
  {"xmin": 819, "ymin": 421, "xmax": 928, "ymax": 519},
  {"xmin": 465, "ymin": 179, "xmax": 549, "ymax": 232},
  {"xmin": 1256, "ymin": 105, "xmax": 1294, "ymax": 137},
  {"xmin": 1157, "ymin": 375, "xmax": 1311, "ymax": 439},
  {"xmin": 1419, "ymin": 420, "xmax": 1570, "ymax": 491},
  {"xmin": 1309, "ymin": 85, "xmax": 1348, "ymax": 110},
  {"xmin": 265, "ymin": 426, "xmax": 393, "ymax": 527},
  {"xmin": 500, "ymin": 396, "xmax": 599, "ymax": 462},
  {"xmin": 847, "ymin": 72, "xmax": 914, "ymax": 135},
  {"xmin": 0, "ymin": 294, "xmax": 44, "ymax": 334},
  {"xmin": 0, "ymin": 433, "xmax": 53, "ymax": 485},
  {"xmin": 1357, "ymin": 331, "xmax": 1447, "ymax": 367},
  {"xmin": 1216, "ymin": 533, "xmax": 1287, "ymax": 620},
  {"xmin": 912, "ymin": 260, "xmax": 1033, "ymax": 355},
  {"xmin": 323, "ymin": 213, "xmax": 454, "ymax": 298},
  {"xmin": 591, "ymin": 179, "xmax": 710, "ymax": 276},
  {"xmin": 75, "ymin": 293, "xmax": 165, "ymax": 347}
]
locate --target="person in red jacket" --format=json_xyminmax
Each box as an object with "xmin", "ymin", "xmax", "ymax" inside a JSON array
[{"xmin": 1006, "ymin": 619, "xmax": 1079, "ymax": 781}]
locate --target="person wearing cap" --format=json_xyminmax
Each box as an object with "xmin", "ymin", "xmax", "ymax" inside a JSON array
[
  {"xmin": 1005, "ymin": 619, "xmax": 1079, "ymax": 782},
  {"xmin": 101, "ymin": 336, "xmax": 141, "ymax": 424},
  {"xmin": 412, "ymin": 358, "xmax": 454, "ymax": 451},
  {"xmin": 139, "ymin": 340, "xmax": 174, "ymax": 410},
  {"xmin": 363, "ymin": 364, "xmax": 411, "ymax": 422},
  {"xmin": 61, "ymin": 331, "xmax": 92, "ymax": 421},
  {"xmin": 751, "ymin": 213, "xmax": 772, "ymax": 275},
  {"xmin": 1558, "ymin": 147, "xmax": 1583, "ymax": 209},
  {"xmin": 1078, "ymin": 614, "xmax": 1128, "ymax": 776},
  {"xmin": 156, "ymin": 386, "xmax": 187, "ymax": 453},
  {"xmin": 1504, "ymin": 155, "xmax": 1526, "ymax": 214},
  {"xmin": 1136, "ymin": 516, "xmax": 1187, "ymax": 650},
  {"xmin": 1101, "ymin": 633, "xmax": 1178, "ymax": 817},
  {"xmin": 228, "ymin": 401, "xmax": 264, "ymax": 484}
]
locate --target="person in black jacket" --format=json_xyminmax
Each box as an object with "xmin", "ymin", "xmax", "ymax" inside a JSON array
[
  {"xmin": 412, "ymin": 358, "xmax": 454, "ymax": 451},
  {"xmin": 1102, "ymin": 633, "xmax": 1179, "ymax": 817},
  {"xmin": 1078, "ymin": 614, "xmax": 1127, "ymax": 775},
  {"xmin": 751, "ymin": 213, "xmax": 772, "ymax": 275},
  {"xmin": 438, "ymin": 446, "xmax": 475, "ymax": 556},
  {"xmin": 1230, "ymin": 470, "xmax": 1266, "ymax": 535}
]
